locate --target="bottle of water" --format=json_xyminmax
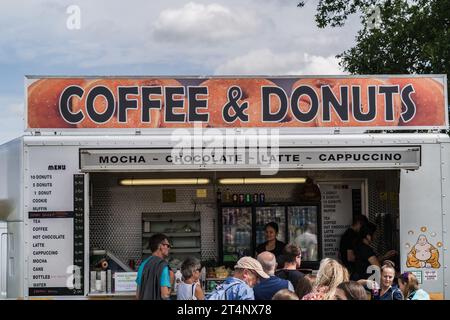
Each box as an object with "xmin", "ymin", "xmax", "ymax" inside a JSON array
[
  {"xmin": 201, "ymin": 267, "xmax": 206, "ymax": 290},
  {"xmin": 174, "ymin": 269, "xmax": 182, "ymax": 294}
]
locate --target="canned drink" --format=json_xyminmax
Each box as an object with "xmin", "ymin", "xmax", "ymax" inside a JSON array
[{"xmin": 371, "ymin": 280, "xmax": 380, "ymax": 296}]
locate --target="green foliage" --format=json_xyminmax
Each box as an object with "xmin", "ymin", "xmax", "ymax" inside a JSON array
[{"xmin": 310, "ymin": 0, "xmax": 450, "ymax": 103}]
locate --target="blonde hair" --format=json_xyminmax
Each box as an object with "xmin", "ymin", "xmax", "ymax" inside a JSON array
[{"xmin": 314, "ymin": 258, "xmax": 349, "ymax": 300}]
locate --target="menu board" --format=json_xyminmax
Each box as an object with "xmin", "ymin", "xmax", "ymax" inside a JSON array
[
  {"xmin": 28, "ymin": 211, "xmax": 74, "ymax": 296},
  {"xmin": 319, "ymin": 181, "xmax": 365, "ymax": 259},
  {"xmin": 27, "ymin": 147, "xmax": 85, "ymax": 296},
  {"xmin": 73, "ymin": 174, "xmax": 85, "ymax": 295},
  {"xmin": 114, "ymin": 272, "xmax": 138, "ymax": 292},
  {"xmin": 28, "ymin": 175, "xmax": 85, "ymax": 296}
]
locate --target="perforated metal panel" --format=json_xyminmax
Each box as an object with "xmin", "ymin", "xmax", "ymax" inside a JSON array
[{"xmin": 89, "ymin": 170, "xmax": 400, "ymax": 265}]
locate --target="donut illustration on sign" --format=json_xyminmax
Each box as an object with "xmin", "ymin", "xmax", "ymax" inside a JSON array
[
  {"xmin": 27, "ymin": 78, "xmax": 86, "ymax": 128},
  {"xmin": 200, "ymin": 78, "xmax": 293, "ymax": 128},
  {"xmin": 387, "ymin": 78, "xmax": 446, "ymax": 127},
  {"xmin": 72, "ymin": 78, "xmax": 182, "ymax": 128},
  {"xmin": 289, "ymin": 78, "xmax": 402, "ymax": 128}
]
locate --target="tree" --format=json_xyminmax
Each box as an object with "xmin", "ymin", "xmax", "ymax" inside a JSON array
[{"xmin": 301, "ymin": 0, "xmax": 450, "ymax": 103}]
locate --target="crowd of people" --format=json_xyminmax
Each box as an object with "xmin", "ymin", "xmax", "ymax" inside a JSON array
[{"xmin": 136, "ymin": 216, "xmax": 430, "ymax": 300}]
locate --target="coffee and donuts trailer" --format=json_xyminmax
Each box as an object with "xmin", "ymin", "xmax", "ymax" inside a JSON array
[{"xmin": 0, "ymin": 75, "xmax": 449, "ymax": 299}]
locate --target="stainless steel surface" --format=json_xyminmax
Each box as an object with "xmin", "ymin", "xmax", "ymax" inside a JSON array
[{"xmin": 0, "ymin": 138, "xmax": 23, "ymax": 222}]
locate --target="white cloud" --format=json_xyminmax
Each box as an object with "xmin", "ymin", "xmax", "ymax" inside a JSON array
[
  {"xmin": 291, "ymin": 54, "xmax": 347, "ymax": 75},
  {"xmin": 214, "ymin": 49, "xmax": 347, "ymax": 75},
  {"xmin": 152, "ymin": 2, "xmax": 261, "ymax": 43},
  {"xmin": 0, "ymin": 0, "xmax": 359, "ymax": 70}
]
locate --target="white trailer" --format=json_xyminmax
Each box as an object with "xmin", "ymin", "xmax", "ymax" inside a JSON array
[
  {"xmin": 0, "ymin": 75, "xmax": 448, "ymax": 299},
  {"xmin": 0, "ymin": 133, "xmax": 449, "ymax": 299}
]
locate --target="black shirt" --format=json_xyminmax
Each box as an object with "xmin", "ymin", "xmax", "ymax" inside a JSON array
[
  {"xmin": 275, "ymin": 269, "xmax": 305, "ymax": 288},
  {"xmin": 339, "ymin": 228, "xmax": 358, "ymax": 271},
  {"xmin": 256, "ymin": 240, "xmax": 286, "ymax": 261},
  {"xmin": 353, "ymin": 242, "xmax": 376, "ymax": 280}
]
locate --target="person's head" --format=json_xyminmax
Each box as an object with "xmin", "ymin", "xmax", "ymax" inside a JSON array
[
  {"xmin": 315, "ymin": 258, "xmax": 349, "ymax": 300},
  {"xmin": 257, "ymin": 251, "xmax": 277, "ymax": 276},
  {"xmin": 264, "ymin": 222, "xmax": 279, "ymax": 242},
  {"xmin": 306, "ymin": 223, "xmax": 316, "ymax": 234},
  {"xmin": 398, "ymin": 272, "xmax": 420, "ymax": 298},
  {"xmin": 149, "ymin": 233, "xmax": 170, "ymax": 258},
  {"xmin": 417, "ymin": 235, "xmax": 428, "ymax": 246},
  {"xmin": 282, "ymin": 244, "xmax": 302, "ymax": 268},
  {"xmin": 295, "ymin": 276, "xmax": 314, "ymax": 299},
  {"xmin": 272, "ymin": 289, "xmax": 299, "ymax": 300},
  {"xmin": 352, "ymin": 215, "xmax": 369, "ymax": 231},
  {"xmin": 380, "ymin": 262, "xmax": 396, "ymax": 289},
  {"xmin": 181, "ymin": 257, "xmax": 202, "ymax": 281},
  {"xmin": 234, "ymin": 256, "xmax": 269, "ymax": 288},
  {"xmin": 335, "ymin": 281, "xmax": 368, "ymax": 300},
  {"xmin": 359, "ymin": 222, "xmax": 377, "ymax": 243}
]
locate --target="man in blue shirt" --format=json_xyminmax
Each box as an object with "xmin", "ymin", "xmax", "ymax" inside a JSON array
[
  {"xmin": 136, "ymin": 233, "xmax": 174, "ymax": 300},
  {"xmin": 254, "ymin": 251, "xmax": 294, "ymax": 300},
  {"xmin": 207, "ymin": 257, "xmax": 269, "ymax": 300}
]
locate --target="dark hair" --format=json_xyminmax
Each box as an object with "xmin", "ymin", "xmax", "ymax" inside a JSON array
[
  {"xmin": 265, "ymin": 222, "xmax": 279, "ymax": 234},
  {"xmin": 295, "ymin": 276, "xmax": 314, "ymax": 299},
  {"xmin": 282, "ymin": 244, "xmax": 301, "ymax": 264},
  {"xmin": 181, "ymin": 257, "xmax": 201, "ymax": 279},
  {"xmin": 359, "ymin": 222, "xmax": 377, "ymax": 240},
  {"xmin": 272, "ymin": 289, "xmax": 299, "ymax": 300},
  {"xmin": 337, "ymin": 281, "xmax": 368, "ymax": 300},
  {"xmin": 353, "ymin": 214, "xmax": 369, "ymax": 226},
  {"xmin": 149, "ymin": 233, "xmax": 168, "ymax": 252}
]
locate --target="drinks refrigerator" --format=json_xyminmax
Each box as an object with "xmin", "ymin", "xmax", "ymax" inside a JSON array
[
  {"xmin": 218, "ymin": 203, "xmax": 321, "ymax": 267},
  {"xmin": 255, "ymin": 206, "xmax": 286, "ymax": 244},
  {"xmin": 220, "ymin": 206, "xmax": 253, "ymax": 263},
  {"xmin": 287, "ymin": 206, "xmax": 320, "ymax": 262}
]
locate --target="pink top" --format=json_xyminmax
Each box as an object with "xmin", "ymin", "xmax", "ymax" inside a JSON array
[{"xmin": 301, "ymin": 286, "xmax": 330, "ymax": 300}]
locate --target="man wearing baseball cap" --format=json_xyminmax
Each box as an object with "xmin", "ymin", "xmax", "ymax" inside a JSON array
[{"xmin": 207, "ymin": 256, "xmax": 269, "ymax": 300}]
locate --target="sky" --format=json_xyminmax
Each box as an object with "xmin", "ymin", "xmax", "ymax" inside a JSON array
[{"xmin": 0, "ymin": 0, "xmax": 361, "ymax": 144}]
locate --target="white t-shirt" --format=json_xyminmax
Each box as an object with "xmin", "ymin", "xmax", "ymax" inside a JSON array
[{"xmin": 177, "ymin": 282, "xmax": 199, "ymax": 300}]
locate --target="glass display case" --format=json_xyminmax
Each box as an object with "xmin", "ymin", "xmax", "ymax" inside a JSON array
[
  {"xmin": 255, "ymin": 206, "xmax": 286, "ymax": 244},
  {"xmin": 287, "ymin": 206, "xmax": 319, "ymax": 261},
  {"xmin": 219, "ymin": 203, "xmax": 321, "ymax": 267},
  {"xmin": 220, "ymin": 206, "xmax": 253, "ymax": 263}
]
